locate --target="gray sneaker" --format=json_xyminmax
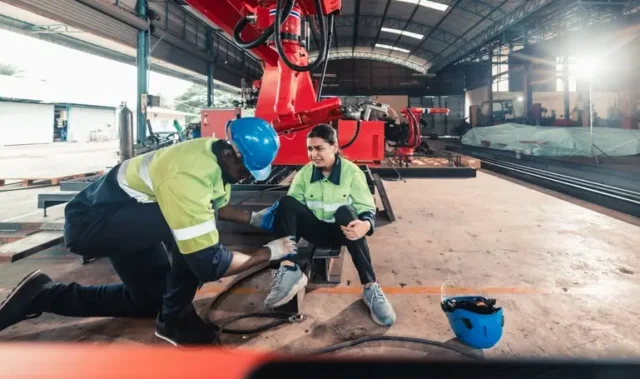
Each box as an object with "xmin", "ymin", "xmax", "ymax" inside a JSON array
[
  {"xmin": 362, "ymin": 283, "xmax": 396, "ymax": 326},
  {"xmin": 264, "ymin": 265, "xmax": 308, "ymax": 308}
]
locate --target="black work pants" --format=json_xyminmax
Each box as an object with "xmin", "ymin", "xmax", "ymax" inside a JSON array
[
  {"xmin": 32, "ymin": 202, "xmax": 199, "ymax": 322},
  {"xmin": 272, "ymin": 196, "xmax": 376, "ymax": 285}
]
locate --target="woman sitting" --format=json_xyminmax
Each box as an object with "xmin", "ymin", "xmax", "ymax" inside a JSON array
[{"xmin": 253, "ymin": 124, "xmax": 396, "ymax": 326}]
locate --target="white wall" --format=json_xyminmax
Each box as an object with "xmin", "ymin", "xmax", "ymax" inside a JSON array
[
  {"xmin": 67, "ymin": 107, "xmax": 117, "ymax": 142},
  {"xmin": 464, "ymin": 86, "xmax": 490, "ymax": 120},
  {"xmin": 148, "ymin": 113, "xmax": 187, "ymax": 133},
  {"xmin": 0, "ymin": 102, "xmax": 53, "ymax": 146}
]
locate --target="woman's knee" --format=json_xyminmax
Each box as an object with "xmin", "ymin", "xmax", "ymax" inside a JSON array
[
  {"xmin": 335, "ymin": 205, "xmax": 358, "ymax": 225},
  {"xmin": 278, "ymin": 195, "xmax": 304, "ymax": 211}
]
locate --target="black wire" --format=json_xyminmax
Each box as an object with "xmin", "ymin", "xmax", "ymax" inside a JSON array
[
  {"xmin": 304, "ymin": 335, "xmax": 481, "ymax": 360},
  {"xmin": 232, "ymin": 0, "xmax": 294, "ymax": 49},
  {"xmin": 219, "ymin": 312, "xmax": 298, "ymax": 335},
  {"xmin": 383, "ymin": 157, "xmax": 406, "ymax": 182},
  {"xmin": 275, "ymin": 0, "xmax": 328, "ymax": 72},
  {"xmin": 339, "ymin": 119, "xmax": 361, "ymax": 150}
]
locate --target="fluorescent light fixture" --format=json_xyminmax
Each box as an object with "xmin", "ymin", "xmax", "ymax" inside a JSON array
[
  {"xmin": 323, "ymin": 84, "xmax": 339, "ymax": 87},
  {"xmin": 395, "ymin": 0, "xmax": 448, "ymax": 12},
  {"xmin": 517, "ymin": 96, "xmax": 523, "ymax": 102},
  {"xmin": 375, "ymin": 43, "xmax": 410, "ymax": 53},
  {"xmin": 381, "ymin": 27, "xmax": 424, "ymax": 40},
  {"xmin": 313, "ymin": 73, "xmax": 336, "ymax": 77}
]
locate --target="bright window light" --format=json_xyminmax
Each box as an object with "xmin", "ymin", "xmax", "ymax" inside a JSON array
[
  {"xmin": 375, "ymin": 43, "xmax": 410, "ymax": 53},
  {"xmin": 395, "ymin": 0, "xmax": 448, "ymax": 12},
  {"xmin": 575, "ymin": 56, "xmax": 600, "ymax": 78},
  {"xmin": 381, "ymin": 27, "xmax": 424, "ymax": 40},
  {"xmin": 517, "ymin": 96, "xmax": 523, "ymax": 102}
]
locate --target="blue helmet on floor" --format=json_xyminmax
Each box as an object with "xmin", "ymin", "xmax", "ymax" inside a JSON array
[
  {"xmin": 441, "ymin": 296, "xmax": 504, "ymax": 350},
  {"xmin": 226, "ymin": 117, "xmax": 280, "ymax": 181}
]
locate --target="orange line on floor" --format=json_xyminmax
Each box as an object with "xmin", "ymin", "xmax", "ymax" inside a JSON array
[
  {"xmin": 0, "ymin": 286, "xmax": 543, "ymax": 297},
  {"xmin": 195, "ymin": 285, "xmax": 544, "ymax": 296}
]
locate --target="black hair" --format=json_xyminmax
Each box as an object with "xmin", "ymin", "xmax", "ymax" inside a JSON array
[{"xmin": 307, "ymin": 124, "xmax": 338, "ymax": 146}]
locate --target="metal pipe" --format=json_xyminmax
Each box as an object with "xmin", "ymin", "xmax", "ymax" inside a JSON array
[{"xmin": 119, "ymin": 104, "xmax": 134, "ymax": 162}]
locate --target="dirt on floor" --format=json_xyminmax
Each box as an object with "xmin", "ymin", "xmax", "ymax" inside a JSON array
[{"xmin": 0, "ymin": 170, "xmax": 639, "ymax": 359}]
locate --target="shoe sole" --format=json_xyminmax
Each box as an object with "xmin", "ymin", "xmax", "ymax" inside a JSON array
[
  {"xmin": 154, "ymin": 331, "xmax": 179, "ymax": 347},
  {"xmin": 0, "ymin": 270, "xmax": 50, "ymax": 332},
  {"xmin": 362, "ymin": 295, "xmax": 395, "ymax": 327},
  {"xmin": 267, "ymin": 274, "xmax": 308, "ymax": 309}
]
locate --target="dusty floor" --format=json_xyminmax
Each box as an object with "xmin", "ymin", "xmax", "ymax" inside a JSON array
[{"xmin": 0, "ymin": 166, "xmax": 639, "ymax": 359}]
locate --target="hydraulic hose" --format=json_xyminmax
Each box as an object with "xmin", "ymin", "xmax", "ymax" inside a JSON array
[
  {"xmin": 232, "ymin": 0, "xmax": 295, "ymax": 49},
  {"xmin": 203, "ymin": 261, "xmax": 480, "ymax": 359},
  {"xmin": 275, "ymin": 0, "xmax": 329, "ymax": 72},
  {"xmin": 339, "ymin": 119, "xmax": 360, "ymax": 149},
  {"xmin": 305, "ymin": 335, "xmax": 481, "ymax": 359}
]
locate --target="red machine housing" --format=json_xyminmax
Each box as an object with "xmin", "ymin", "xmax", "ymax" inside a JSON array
[
  {"xmin": 339, "ymin": 120, "xmax": 385, "ymax": 163},
  {"xmin": 184, "ymin": 0, "xmax": 384, "ymax": 165},
  {"xmin": 201, "ymin": 108, "xmax": 242, "ymax": 139}
]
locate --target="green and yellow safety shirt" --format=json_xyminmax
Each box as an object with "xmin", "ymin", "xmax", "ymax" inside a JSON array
[
  {"xmin": 288, "ymin": 155, "xmax": 376, "ymax": 233},
  {"xmin": 64, "ymin": 138, "xmax": 233, "ymax": 282}
]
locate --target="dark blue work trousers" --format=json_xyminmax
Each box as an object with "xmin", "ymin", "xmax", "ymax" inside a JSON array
[
  {"xmin": 33, "ymin": 202, "xmax": 198, "ymax": 322},
  {"xmin": 273, "ymin": 196, "xmax": 377, "ymax": 285}
]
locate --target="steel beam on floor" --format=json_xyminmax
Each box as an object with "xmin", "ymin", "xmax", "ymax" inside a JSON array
[{"xmin": 369, "ymin": 167, "xmax": 477, "ymax": 178}]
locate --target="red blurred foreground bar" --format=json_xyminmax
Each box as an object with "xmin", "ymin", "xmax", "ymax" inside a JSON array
[{"xmin": 0, "ymin": 343, "xmax": 273, "ymax": 379}]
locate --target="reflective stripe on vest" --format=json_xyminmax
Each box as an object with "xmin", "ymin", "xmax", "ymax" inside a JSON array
[
  {"xmin": 171, "ymin": 220, "xmax": 217, "ymax": 241},
  {"xmin": 306, "ymin": 198, "xmax": 353, "ymax": 222},
  {"xmin": 116, "ymin": 151, "xmax": 157, "ymax": 203}
]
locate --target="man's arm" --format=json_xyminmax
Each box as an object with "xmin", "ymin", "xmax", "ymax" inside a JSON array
[
  {"xmin": 155, "ymin": 175, "xmax": 296, "ymax": 282},
  {"xmin": 217, "ymin": 204, "xmax": 252, "ymax": 224}
]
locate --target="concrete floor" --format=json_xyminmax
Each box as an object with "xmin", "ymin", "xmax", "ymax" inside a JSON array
[
  {"xmin": 1, "ymin": 166, "xmax": 639, "ymax": 358},
  {"xmin": 0, "ymin": 141, "xmax": 118, "ymax": 179}
]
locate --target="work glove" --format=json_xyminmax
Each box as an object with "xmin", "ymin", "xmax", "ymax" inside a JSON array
[
  {"xmin": 249, "ymin": 200, "xmax": 279, "ymax": 232},
  {"xmin": 265, "ymin": 236, "xmax": 297, "ymax": 261}
]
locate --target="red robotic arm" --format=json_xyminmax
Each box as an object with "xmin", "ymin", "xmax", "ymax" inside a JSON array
[
  {"xmin": 185, "ymin": 0, "xmax": 343, "ymax": 134},
  {"xmin": 396, "ymin": 107, "xmax": 449, "ymax": 159}
]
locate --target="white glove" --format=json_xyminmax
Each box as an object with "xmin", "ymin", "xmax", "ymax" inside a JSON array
[
  {"xmin": 265, "ymin": 236, "xmax": 297, "ymax": 261},
  {"xmin": 249, "ymin": 207, "xmax": 269, "ymax": 228}
]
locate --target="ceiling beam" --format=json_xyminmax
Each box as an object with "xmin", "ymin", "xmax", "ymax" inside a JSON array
[
  {"xmin": 371, "ymin": 0, "xmax": 391, "ymax": 52},
  {"xmin": 427, "ymin": 0, "xmax": 508, "ymax": 64},
  {"xmin": 332, "ymin": 15, "xmax": 466, "ymax": 47},
  {"xmin": 352, "ymin": 0, "xmax": 360, "ymax": 53},
  {"xmin": 388, "ymin": 1, "xmax": 422, "ymax": 55},
  {"xmin": 456, "ymin": 0, "xmax": 506, "ymax": 23},
  {"xmin": 410, "ymin": 0, "xmax": 463, "ymax": 55},
  {"xmin": 430, "ymin": 0, "xmax": 557, "ymax": 72}
]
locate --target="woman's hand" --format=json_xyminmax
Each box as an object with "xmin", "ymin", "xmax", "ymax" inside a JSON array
[{"xmin": 341, "ymin": 220, "xmax": 371, "ymax": 241}]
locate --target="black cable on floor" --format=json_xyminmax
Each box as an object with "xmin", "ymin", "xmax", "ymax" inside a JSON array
[
  {"xmin": 304, "ymin": 335, "xmax": 481, "ymax": 360},
  {"xmin": 204, "ymin": 264, "xmax": 482, "ymax": 360}
]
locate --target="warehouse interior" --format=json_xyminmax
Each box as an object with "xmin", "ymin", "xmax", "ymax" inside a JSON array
[{"xmin": 0, "ymin": 0, "xmax": 639, "ymax": 375}]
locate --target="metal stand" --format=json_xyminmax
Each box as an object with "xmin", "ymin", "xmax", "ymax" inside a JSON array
[{"xmin": 568, "ymin": 79, "xmax": 611, "ymax": 163}]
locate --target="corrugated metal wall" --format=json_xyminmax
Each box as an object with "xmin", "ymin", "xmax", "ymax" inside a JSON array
[
  {"xmin": 0, "ymin": 102, "xmax": 54, "ymax": 146},
  {"xmin": 67, "ymin": 107, "xmax": 117, "ymax": 143}
]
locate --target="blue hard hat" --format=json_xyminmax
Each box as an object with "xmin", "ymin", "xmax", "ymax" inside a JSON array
[
  {"xmin": 226, "ymin": 117, "xmax": 280, "ymax": 181},
  {"xmin": 442, "ymin": 296, "xmax": 504, "ymax": 349}
]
